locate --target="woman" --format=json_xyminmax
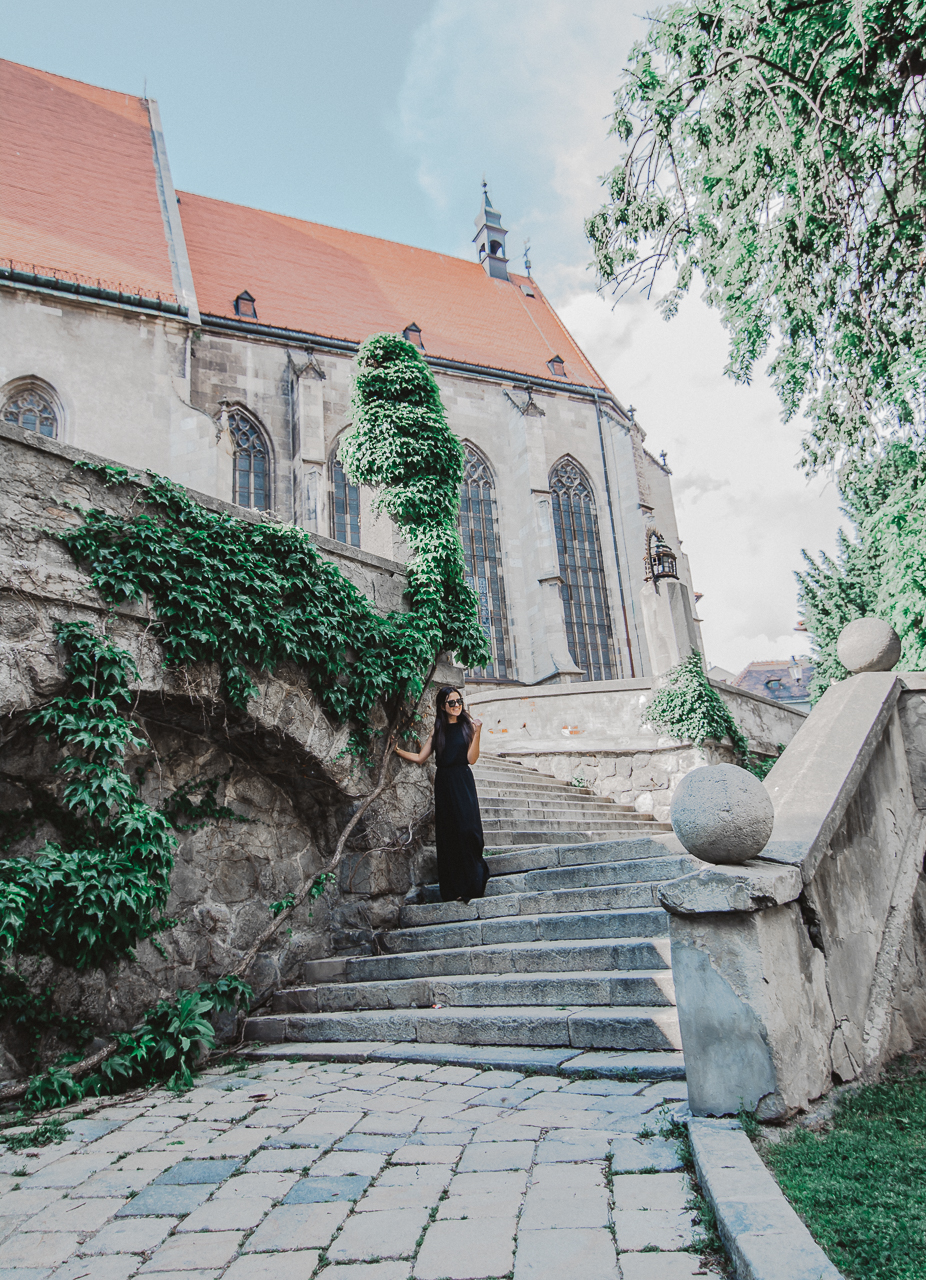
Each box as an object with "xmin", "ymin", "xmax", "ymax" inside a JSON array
[{"xmin": 394, "ymin": 686, "xmax": 490, "ymax": 903}]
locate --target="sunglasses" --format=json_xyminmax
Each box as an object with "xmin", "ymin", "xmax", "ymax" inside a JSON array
[{"xmin": 445, "ymin": 698, "xmax": 463, "ymax": 708}]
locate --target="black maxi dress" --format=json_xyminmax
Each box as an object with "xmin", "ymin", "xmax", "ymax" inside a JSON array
[{"xmin": 434, "ymin": 720, "xmax": 490, "ymax": 903}]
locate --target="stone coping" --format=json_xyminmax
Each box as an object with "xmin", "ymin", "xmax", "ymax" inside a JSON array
[
  {"xmin": 468, "ymin": 675, "xmax": 804, "ymax": 716},
  {"xmin": 0, "ymin": 420, "xmax": 407, "ymax": 578},
  {"xmin": 688, "ymin": 1118, "xmax": 843, "ymax": 1280}
]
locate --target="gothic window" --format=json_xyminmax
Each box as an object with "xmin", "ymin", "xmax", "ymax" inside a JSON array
[
  {"xmin": 329, "ymin": 449, "xmax": 360, "ymax": 547},
  {"xmin": 1, "ymin": 380, "xmax": 59, "ymax": 438},
  {"xmin": 550, "ymin": 457, "xmax": 617, "ymax": 681},
  {"xmin": 460, "ymin": 444, "xmax": 512, "ymax": 679},
  {"xmin": 228, "ymin": 409, "xmax": 270, "ymax": 511}
]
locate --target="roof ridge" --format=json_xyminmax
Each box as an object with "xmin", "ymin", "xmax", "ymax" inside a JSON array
[{"xmin": 1, "ymin": 56, "xmax": 140, "ymax": 104}]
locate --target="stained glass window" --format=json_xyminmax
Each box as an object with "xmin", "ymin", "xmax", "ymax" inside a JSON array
[
  {"xmin": 460, "ymin": 444, "xmax": 512, "ymax": 679},
  {"xmin": 228, "ymin": 409, "xmax": 270, "ymax": 511},
  {"xmin": 1, "ymin": 384, "xmax": 58, "ymax": 438},
  {"xmin": 550, "ymin": 457, "xmax": 617, "ymax": 681},
  {"xmin": 330, "ymin": 452, "xmax": 361, "ymax": 547}
]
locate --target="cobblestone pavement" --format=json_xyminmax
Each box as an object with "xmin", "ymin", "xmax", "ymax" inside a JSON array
[{"xmin": 0, "ymin": 1056, "xmax": 717, "ymax": 1280}]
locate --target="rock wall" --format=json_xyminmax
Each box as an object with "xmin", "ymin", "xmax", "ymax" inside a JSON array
[
  {"xmin": 0, "ymin": 425, "xmax": 448, "ymax": 1069},
  {"xmin": 468, "ymin": 677, "xmax": 805, "ymax": 823}
]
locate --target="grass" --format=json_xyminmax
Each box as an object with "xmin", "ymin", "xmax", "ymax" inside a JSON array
[{"xmin": 764, "ymin": 1060, "xmax": 926, "ymax": 1280}]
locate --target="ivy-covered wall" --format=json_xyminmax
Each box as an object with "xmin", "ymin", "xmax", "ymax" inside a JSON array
[{"xmin": 0, "ymin": 424, "xmax": 449, "ymax": 1075}]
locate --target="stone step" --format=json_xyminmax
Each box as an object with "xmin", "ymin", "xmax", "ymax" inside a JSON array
[
  {"xmin": 244, "ymin": 1004, "xmax": 682, "ymax": 1051},
  {"xmin": 400, "ymin": 880, "xmax": 665, "ymax": 927},
  {"xmin": 479, "ymin": 799, "xmax": 638, "ymax": 819},
  {"xmin": 272, "ymin": 967, "xmax": 676, "ymax": 1014},
  {"xmin": 486, "ymin": 853, "xmax": 696, "ymax": 895},
  {"xmin": 379, "ymin": 905, "xmax": 669, "ymax": 953},
  {"xmin": 302, "ymin": 936, "xmax": 672, "ymax": 986},
  {"xmin": 243, "ymin": 1039, "xmax": 685, "ymax": 1079},
  {"xmin": 481, "ymin": 825, "xmax": 671, "ymax": 846},
  {"xmin": 401, "ymin": 856, "xmax": 692, "ymax": 926},
  {"xmin": 480, "ymin": 835, "xmax": 679, "ymax": 877}
]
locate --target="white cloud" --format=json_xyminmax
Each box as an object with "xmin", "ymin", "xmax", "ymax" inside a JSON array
[{"xmin": 398, "ymin": 0, "xmax": 843, "ymax": 673}]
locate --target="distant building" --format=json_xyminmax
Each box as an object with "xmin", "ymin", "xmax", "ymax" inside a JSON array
[
  {"xmin": 0, "ymin": 58, "xmax": 704, "ymax": 689},
  {"xmin": 734, "ymin": 659, "xmax": 814, "ymax": 714}
]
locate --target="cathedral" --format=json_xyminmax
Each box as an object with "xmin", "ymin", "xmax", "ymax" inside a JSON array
[{"xmin": 0, "ymin": 58, "xmax": 701, "ymax": 688}]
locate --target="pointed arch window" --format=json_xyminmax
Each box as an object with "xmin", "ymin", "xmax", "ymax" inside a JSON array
[
  {"xmin": 228, "ymin": 409, "xmax": 270, "ymax": 511},
  {"xmin": 460, "ymin": 444, "xmax": 512, "ymax": 679},
  {"xmin": 1, "ymin": 379, "xmax": 60, "ymax": 438},
  {"xmin": 329, "ymin": 448, "xmax": 361, "ymax": 547},
  {"xmin": 550, "ymin": 457, "xmax": 617, "ymax": 681}
]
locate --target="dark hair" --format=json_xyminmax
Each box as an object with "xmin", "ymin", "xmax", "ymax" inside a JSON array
[{"xmin": 432, "ymin": 686, "xmax": 474, "ymax": 760}]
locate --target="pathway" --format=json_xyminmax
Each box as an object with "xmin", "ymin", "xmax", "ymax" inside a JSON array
[{"xmin": 0, "ymin": 1054, "xmax": 715, "ymax": 1280}]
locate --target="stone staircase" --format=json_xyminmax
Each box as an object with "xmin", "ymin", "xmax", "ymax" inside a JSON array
[
  {"xmin": 472, "ymin": 755, "xmax": 672, "ymax": 846},
  {"xmin": 244, "ymin": 757, "xmax": 692, "ymax": 1062}
]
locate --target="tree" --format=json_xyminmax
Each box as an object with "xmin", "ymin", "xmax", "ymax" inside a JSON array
[
  {"xmin": 587, "ymin": 0, "xmax": 926, "ymax": 472},
  {"xmin": 797, "ymin": 442, "xmax": 926, "ymax": 697}
]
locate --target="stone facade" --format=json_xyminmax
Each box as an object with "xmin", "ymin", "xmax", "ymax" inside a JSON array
[{"xmin": 0, "ymin": 425, "xmax": 448, "ymax": 1068}]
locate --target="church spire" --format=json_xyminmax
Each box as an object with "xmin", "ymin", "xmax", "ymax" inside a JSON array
[{"xmin": 473, "ymin": 182, "xmax": 509, "ymax": 281}]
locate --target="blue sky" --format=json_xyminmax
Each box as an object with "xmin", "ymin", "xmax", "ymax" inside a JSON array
[{"xmin": 4, "ymin": 0, "xmax": 842, "ymax": 672}]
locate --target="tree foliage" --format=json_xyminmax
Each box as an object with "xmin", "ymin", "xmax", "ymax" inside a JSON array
[
  {"xmin": 587, "ymin": 0, "xmax": 926, "ymax": 471},
  {"xmin": 798, "ymin": 441, "xmax": 926, "ymax": 697}
]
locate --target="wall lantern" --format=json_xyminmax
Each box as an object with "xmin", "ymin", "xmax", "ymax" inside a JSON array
[
  {"xmin": 646, "ymin": 529, "xmax": 678, "ymax": 582},
  {"xmin": 788, "ymin": 655, "xmax": 804, "ymax": 683}
]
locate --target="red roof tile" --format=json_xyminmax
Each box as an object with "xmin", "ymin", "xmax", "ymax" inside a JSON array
[
  {"xmin": 0, "ymin": 59, "xmax": 176, "ymax": 301},
  {"xmin": 177, "ymin": 191, "xmax": 606, "ymax": 387}
]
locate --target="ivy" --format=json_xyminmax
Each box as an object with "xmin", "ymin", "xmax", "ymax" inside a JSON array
[
  {"xmin": 0, "ymin": 622, "xmax": 175, "ymax": 970},
  {"xmin": 644, "ymin": 651, "xmax": 773, "ymax": 778},
  {"xmin": 0, "ymin": 332, "xmax": 485, "ymax": 1107}
]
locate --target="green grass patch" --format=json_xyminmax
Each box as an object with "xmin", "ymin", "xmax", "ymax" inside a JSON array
[{"xmin": 765, "ymin": 1062, "xmax": 926, "ymax": 1280}]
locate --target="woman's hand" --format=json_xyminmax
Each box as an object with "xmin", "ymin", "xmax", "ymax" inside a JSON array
[{"xmin": 471, "ymin": 717, "xmax": 483, "ymax": 729}]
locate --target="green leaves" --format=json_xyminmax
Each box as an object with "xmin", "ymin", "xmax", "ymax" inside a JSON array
[
  {"xmin": 644, "ymin": 651, "xmax": 749, "ymax": 758},
  {"xmin": 588, "ymin": 0, "xmax": 926, "ymax": 472},
  {"xmin": 342, "ymin": 333, "xmax": 490, "ymax": 672},
  {"xmin": 0, "ymin": 622, "xmax": 177, "ymax": 968}
]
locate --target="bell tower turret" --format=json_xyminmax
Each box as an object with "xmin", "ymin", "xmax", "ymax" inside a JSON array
[{"xmin": 473, "ymin": 182, "xmax": 509, "ymax": 280}]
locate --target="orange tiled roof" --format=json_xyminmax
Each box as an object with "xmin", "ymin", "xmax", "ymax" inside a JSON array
[
  {"xmin": 0, "ymin": 59, "xmax": 177, "ymax": 301},
  {"xmin": 177, "ymin": 192, "xmax": 606, "ymax": 387}
]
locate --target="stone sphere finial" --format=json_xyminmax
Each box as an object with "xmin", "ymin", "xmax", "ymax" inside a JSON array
[
  {"xmin": 670, "ymin": 764, "xmax": 774, "ymax": 865},
  {"xmin": 836, "ymin": 617, "xmax": 901, "ymax": 674}
]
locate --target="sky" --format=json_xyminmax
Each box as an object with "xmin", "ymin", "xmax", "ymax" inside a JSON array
[{"xmin": 3, "ymin": 0, "xmax": 843, "ymax": 674}]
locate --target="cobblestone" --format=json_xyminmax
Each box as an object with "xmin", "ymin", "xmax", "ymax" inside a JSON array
[{"xmin": 0, "ymin": 1057, "xmax": 711, "ymax": 1278}]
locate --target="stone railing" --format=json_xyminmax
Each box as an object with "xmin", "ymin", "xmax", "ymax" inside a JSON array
[
  {"xmin": 467, "ymin": 677, "xmax": 805, "ymax": 823},
  {"xmin": 661, "ymin": 621, "xmax": 926, "ymax": 1118}
]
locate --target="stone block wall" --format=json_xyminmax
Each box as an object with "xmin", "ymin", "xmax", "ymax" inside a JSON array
[{"xmin": 0, "ymin": 425, "xmax": 444, "ymax": 1070}]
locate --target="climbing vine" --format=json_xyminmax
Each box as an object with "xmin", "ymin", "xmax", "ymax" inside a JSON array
[
  {"xmin": 0, "ymin": 333, "xmax": 485, "ymax": 1109},
  {"xmin": 643, "ymin": 651, "xmax": 774, "ymax": 779}
]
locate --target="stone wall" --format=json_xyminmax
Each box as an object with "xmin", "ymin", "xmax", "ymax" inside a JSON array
[
  {"xmin": 0, "ymin": 425, "xmax": 448, "ymax": 1071},
  {"xmin": 468, "ymin": 677, "xmax": 806, "ymax": 823},
  {"xmin": 660, "ymin": 671, "xmax": 926, "ymax": 1119}
]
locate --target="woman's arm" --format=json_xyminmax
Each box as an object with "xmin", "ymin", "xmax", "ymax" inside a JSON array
[
  {"xmin": 395, "ymin": 733, "xmax": 433, "ymax": 766},
  {"xmin": 467, "ymin": 718, "xmax": 482, "ymax": 765}
]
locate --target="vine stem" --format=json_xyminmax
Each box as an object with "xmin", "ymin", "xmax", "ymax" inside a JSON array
[
  {"xmin": 231, "ymin": 660, "xmax": 438, "ymax": 980},
  {"xmin": 0, "ymin": 1039, "xmax": 118, "ymax": 1105}
]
